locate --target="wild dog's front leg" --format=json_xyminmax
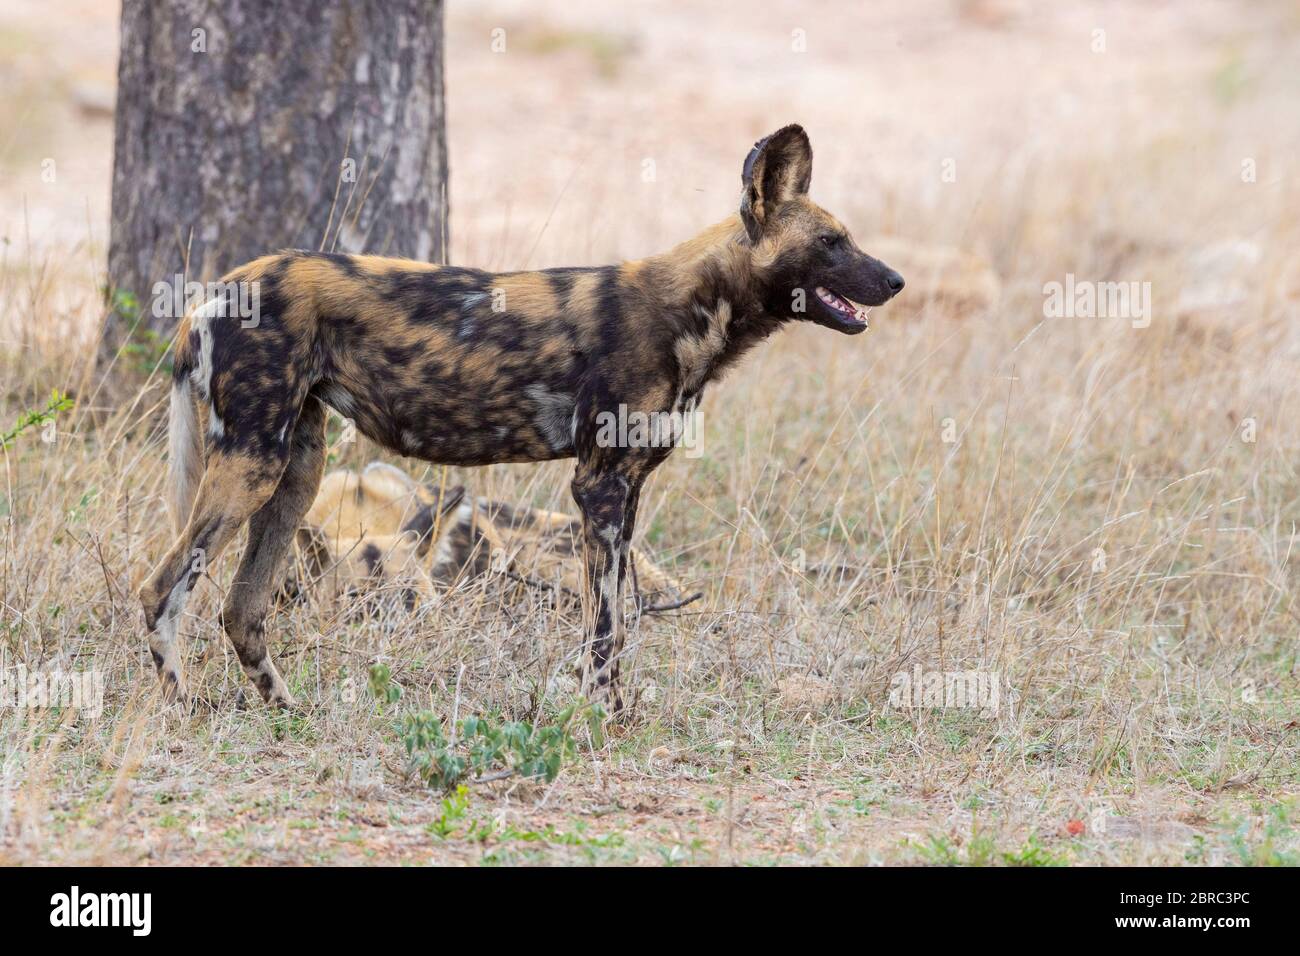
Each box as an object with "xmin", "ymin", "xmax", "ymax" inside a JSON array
[
  {"xmin": 618, "ymin": 482, "xmax": 642, "ymax": 615},
  {"xmin": 571, "ymin": 466, "xmax": 634, "ymax": 715}
]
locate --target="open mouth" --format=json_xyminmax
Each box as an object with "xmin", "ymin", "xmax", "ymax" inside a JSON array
[{"xmin": 815, "ymin": 287, "xmax": 871, "ymax": 328}]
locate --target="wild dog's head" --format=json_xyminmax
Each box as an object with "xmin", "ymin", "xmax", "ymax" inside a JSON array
[{"xmin": 740, "ymin": 125, "xmax": 903, "ymax": 334}]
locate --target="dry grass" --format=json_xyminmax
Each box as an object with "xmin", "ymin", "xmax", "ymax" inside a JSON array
[{"xmin": 1, "ymin": 0, "xmax": 1298, "ymax": 865}]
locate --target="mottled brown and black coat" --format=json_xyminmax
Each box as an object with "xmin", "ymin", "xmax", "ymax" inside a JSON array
[{"xmin": 140, "ymin": 124, "xmax": 903, "ymax": 714}]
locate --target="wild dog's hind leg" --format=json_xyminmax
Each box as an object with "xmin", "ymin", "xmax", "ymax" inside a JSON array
[
  {"xmin": 572, "ymin": 464, "xmax": 635, "ymax": 715},
  {"xmin": 140, "ymin": 450, "xmax": 289, "ymax": 706},
  {"xmin": 220, "ymin": 397, "xmax": 326, "ymax": 707}
]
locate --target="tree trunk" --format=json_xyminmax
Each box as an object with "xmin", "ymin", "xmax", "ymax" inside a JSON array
[{"xmin": 104, "ymin": 0, "xmax": 448, "ymax": 363}]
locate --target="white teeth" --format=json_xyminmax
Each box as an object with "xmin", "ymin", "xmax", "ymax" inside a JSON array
[{"xmin": 817, "ymin": 286, "xmax": 868, "ymax": 322}]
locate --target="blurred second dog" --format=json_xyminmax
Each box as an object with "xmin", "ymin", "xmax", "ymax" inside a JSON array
[{"xmin": 288, "ymin": 461, "xmax": 692, "ymax": 613}]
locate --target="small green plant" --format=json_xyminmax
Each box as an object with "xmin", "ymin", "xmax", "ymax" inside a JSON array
[
  {"xmin": 909, "ymin": 826, "xmax": 1058, "ymax": 866},
  {"xmin": 912, "ymin": 831, "xmax": 998, "ymax": 866},
  {"xmin": 1, "ymin": 390, "xmax": 74, "ymax": 449},
  {"xmin": 119, "ymin": 327, "xmax": 173, "ymax": 376},
  {"xmin": 399, "ymin": 711, "xmax": 469, "ymax": 790},
  {"xmin": 108, "ymin": 287, "xmax": 141, "ymax": 317},
  {"xmin": 105, "ymin": 288, "xmax": 174, "ymax": 376},
  {"xmin": 1227, "ymin": 804, "xmax": 1299, "ymax": 866},
  {"xmin": 425, "ymin": 785, "xmax": 471, "ymax": 839},
  {"xmin": 912, "ymin": 834, "xmax": 962, "ymax": 865},
  {"xmin": 367, "ymin": 663, "xmax": 402, "ymax": 711},
  {"xmin": 396, "ymin": 703, "xmax": 601, "ymax": 791},
  {"xmin": 1001, "ymin": 835, "xmax": 1069, "ymax": 867},
  {"xmin": 369, "ymin": 668, "xmax": 602, "ymax": 792},
  {"xmin": 463, "ymin": 704, "xmax": 599, "ymax": 783},
  {"xmin": 495, "ymin": 822, "xmax": 624, "ymax": 848}
]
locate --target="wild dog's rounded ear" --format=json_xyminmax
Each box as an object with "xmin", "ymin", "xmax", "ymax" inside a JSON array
[{"xmin": 739, "ymin": 124, "xmax": 813, "ymax": 241}]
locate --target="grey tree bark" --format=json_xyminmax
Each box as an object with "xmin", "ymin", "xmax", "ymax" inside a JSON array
[{"xmin": 104, "ymin": 0, "xmax": 448, "ymax": 357}]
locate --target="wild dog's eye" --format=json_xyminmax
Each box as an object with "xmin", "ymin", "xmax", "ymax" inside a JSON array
[{"xmin": 819, "ymin": 234, "xmax": 841, "ymax": 248}]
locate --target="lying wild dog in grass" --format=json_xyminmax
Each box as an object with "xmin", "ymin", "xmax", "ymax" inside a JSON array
[
  {"xmin": 289, "ymin": 460, "xmax": 692, "ymax": 611},
  {"xmin": 140, "ymin": 124, "xmax": 903, "ymax": 715}
]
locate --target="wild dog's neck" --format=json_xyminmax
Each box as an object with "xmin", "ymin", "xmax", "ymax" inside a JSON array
[{"xmin": 632, "ymin": 215, "xmax": 784, "ymax": 389}]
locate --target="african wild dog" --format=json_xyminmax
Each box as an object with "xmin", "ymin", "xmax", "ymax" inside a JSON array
[{"xmin": 140, "ymin": 124, "xmax": 903, "ymax": 715}]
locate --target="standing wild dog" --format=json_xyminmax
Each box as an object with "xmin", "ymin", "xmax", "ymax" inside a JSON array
[{"xmin": 140, "ymin": 124, "xmax": 903, "ymax": 715}]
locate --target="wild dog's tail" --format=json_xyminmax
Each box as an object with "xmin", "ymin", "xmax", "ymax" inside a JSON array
[{"xmin": 166, "ymin": 354, "xmax": 204, "ymax": 534}]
